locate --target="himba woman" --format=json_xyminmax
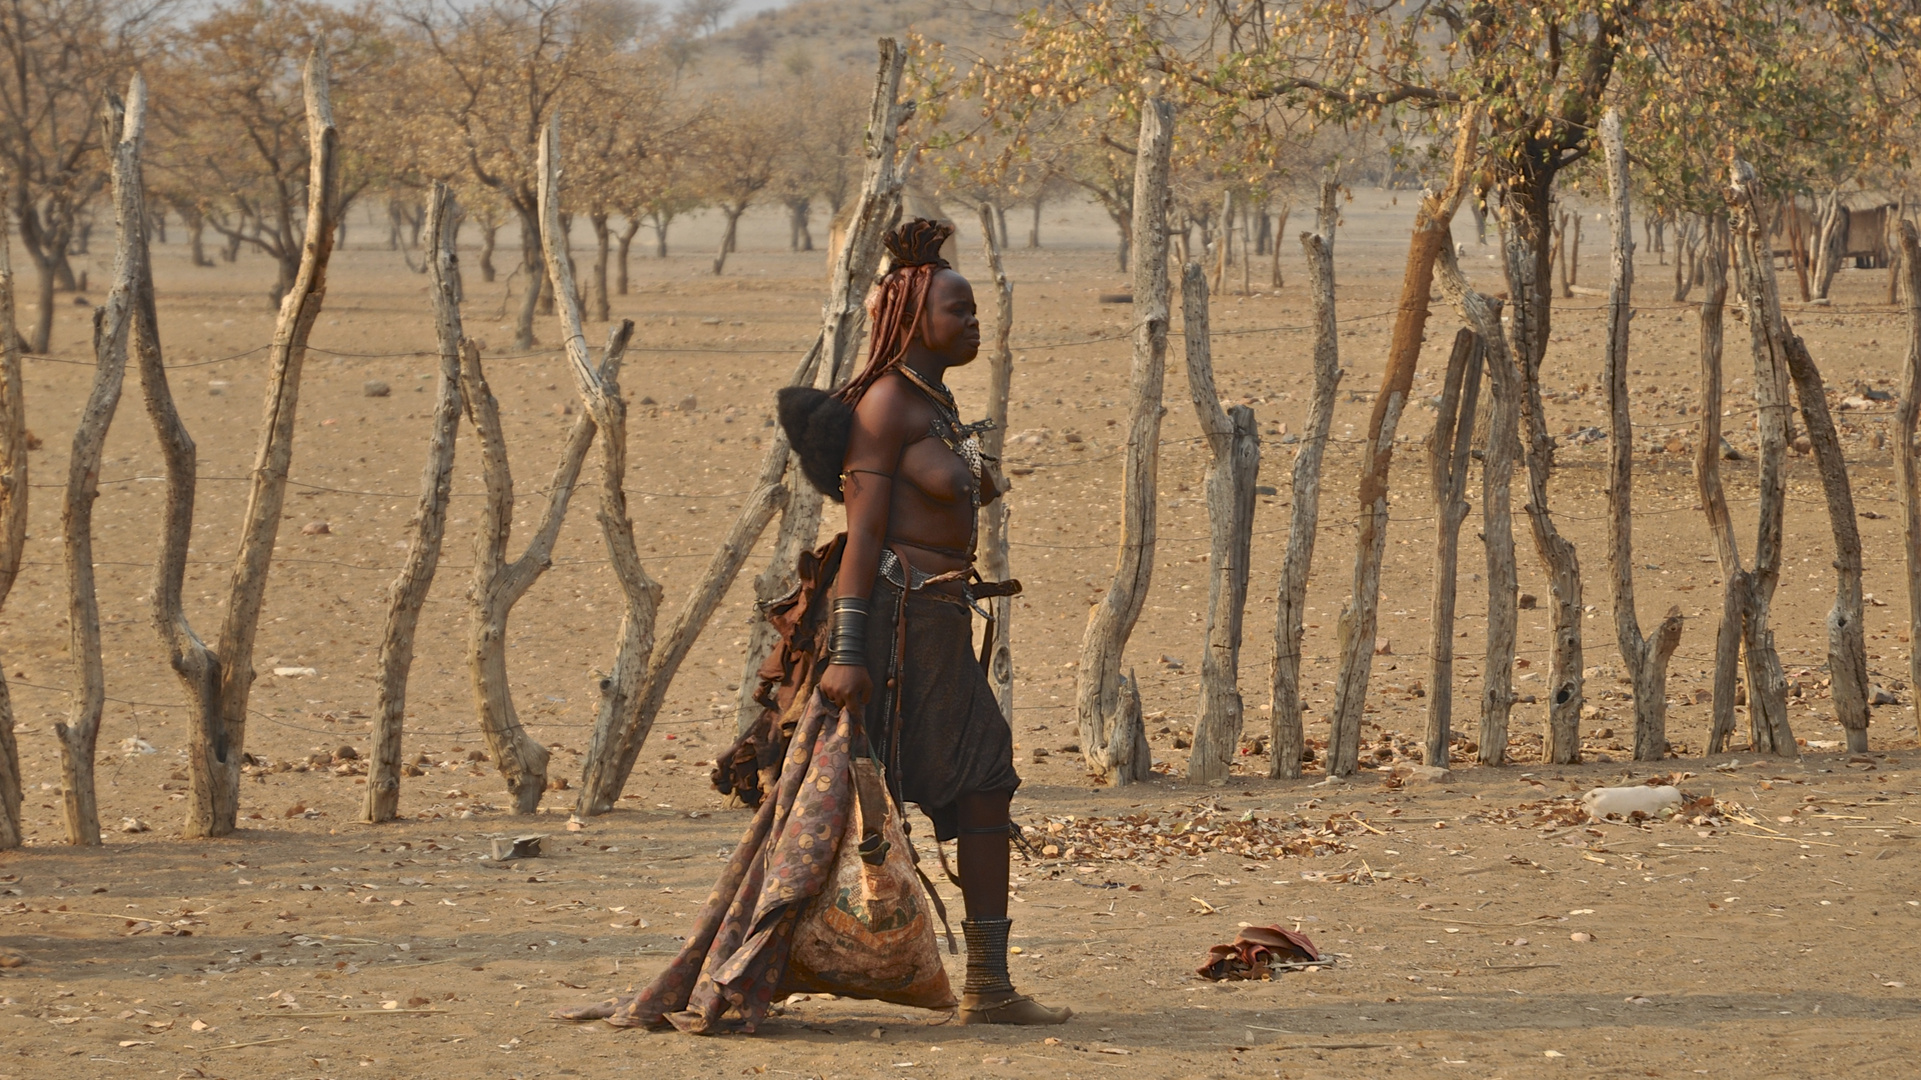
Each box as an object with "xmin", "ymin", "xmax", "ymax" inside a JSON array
[{"xmin": 816, "ymin": 218, "xmax": 1070, "ymax": 1026}]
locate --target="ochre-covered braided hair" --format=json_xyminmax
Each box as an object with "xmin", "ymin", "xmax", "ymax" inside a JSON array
[{"xmin": 836, "ymin": 218, "xmax": 953, "ymax": 406}]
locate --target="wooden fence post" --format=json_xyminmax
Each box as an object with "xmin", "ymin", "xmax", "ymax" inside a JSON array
[
  {"xmin": 1690, "ymin": 217, "xmax": 1749, "ymax": 755},
  {"xmin": 365, "ymin": 182, "xmax": 468, "ymax": 824},
  {"xmin": 0, "ymin": 211, "xmax": 25, "ymax": 850},
  {"xmin": 578, "ymin": 41, "xmax": 912, "ymax": 813},
  {"xmin": 1422, "ymin": 328, "xmax": 1482, "ymax": 767},
  {"xmin": 1269, "ymin": 181, "xmax": 1343, "ymax": 780},
  {"xmin": 978, "ymin": 203, "xmax": 1016, "ymax": 724},
  {"xmin": 1726, "ymin": 158, "xmax": 1797, "ymax": 756},
  {"xmin": 1898, "ymin": 221, "xmax": 1921, "ymax": 740},
  {"xmin": 1075, "ymin": 96, "xmax": 1172, "ymax": 785},
  {"xmin": 55, "ymin": 77, "xmax": 144, "ymax": 845},
  {"xmin": 1597, "ymin": 111, "xmax": 1683, "ymax": 762},
  {"xmin": 1431, "ymin": 243, "xmax": 1518, "ymax": 767},
  {"xmin": 1181, "ymin": 263, "xmax": 1259, "ymax": 784},
  {"xmin": 1326, "ymin": 104, "xmax": 1479, "ymax": 777},
  {"xmin": 726, "ymin": 39, "xmax": 912, "ymax": 740}
]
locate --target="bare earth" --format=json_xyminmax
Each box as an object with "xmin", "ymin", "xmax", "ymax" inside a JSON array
[{"xmin": 1, "ymin": 197, "xmax": 1917, "ymax": 1079}]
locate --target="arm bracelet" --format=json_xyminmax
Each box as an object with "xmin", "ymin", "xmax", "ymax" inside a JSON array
[{"xmin": 829, "ymin": 597, "xmax": 869, "ymax": 667}]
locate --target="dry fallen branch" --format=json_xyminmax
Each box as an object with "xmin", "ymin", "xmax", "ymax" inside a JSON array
[{"xmin": 0, "ymin": 210, "xmax": 25, "ymax": 850}]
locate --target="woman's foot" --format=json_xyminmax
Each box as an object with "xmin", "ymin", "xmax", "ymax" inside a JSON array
[
  {"xmin": 959, "ymin": 987, "xmax": 1072, "ymax": 1025},
  {"xmin": 959, "ymin": 917, "xmax": 1071, "ymax": 1026}
]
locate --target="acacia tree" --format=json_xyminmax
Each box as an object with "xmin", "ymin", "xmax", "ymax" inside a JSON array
[
  {"xmin": 152, "ymin": 0, "xmax": 389, "ymax": 308},
  {"xmin": 0, "ymin": 0, "xmax": 153, "ymax": 352},
  {"xmin": 700, "ymin": 90, "xmax": 784, "ymax": 274},
  {"xmin": 401, "ymin": 0, "xmax": 627, "ymax": 348}
]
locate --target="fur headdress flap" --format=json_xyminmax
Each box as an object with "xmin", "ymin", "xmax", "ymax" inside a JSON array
[{"xmin": 776, "ymin": 385, "xmax": 853, "ymax": 502}]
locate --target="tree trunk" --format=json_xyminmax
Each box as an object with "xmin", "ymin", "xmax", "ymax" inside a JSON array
[
  {"xmin": 616, "ymin": 217, "xmax": 639, "ymax": 294},
  {"xmin": 1597, "ymin": 111, "xmax": 1684, "ymax": 762},
  {"xmin": 1075, "ymin": 97, "xmax": 1172, "ymax": 786},
  {"xmin": 1812, "ymin": 189, "xmax": 1845, "ymax": 301},
  {"xmin": 713, "ymin": 205, "xmax": 744, "ymax": 275},
  {"xmin": 1326, "ymin": 106, "xmax": 1480, "ymax": 778},
  {"xmin": 977, "ymin": 203, "xmax": 1017, "ymax": 725},
  {"xmin": 591, "ymin": 212, "xmax": 612, "ymax": 323},
  {"xmin": 364, "ymin": 184, "xmax": 466, "ymax": 824},
  {"xmin": 1726, "ymin": 159, "xmax": 1797, "ymax": 757},
  {"xmin": 1212, "ymin": 189, "xmax": 1232, "ymax": 291},
  {"xmin": 1432, "ymin": 245, "xmax": 1518, "ymax": 765},
  {"xmin": 1268, "ymin": 204, "xmax": 1289, "ymax": 289},
  {"xmin": 1270, "ymin": 182, "xmax": 1343, "ymax": 780},
  {"xmin": 513, "ymin": 210, "xmax": 543, "ymax": 348},
  {"xmin": 1422, "ymin": 328, "xmax": 1482, "ymax": 767},
  {"xmin": 1784, "ymin": 334, "xmax": 1869, "ymax": 750},
  {"xmin": 1897, "ymin": 220, "xmax": 1921, "ymax": 741},
  {"xmin": 187, "ymin": 214, "xmax": 212, "ymax": 268},
  {"xmin": 1181, "ymin": 263, "xmax": 1260, "ymax": 784},
  {"xmin": 1028, "ymin": 197, "xmax": 1043, "ymax": 248},
  {"xmin": 479, "ymin": 222, "xmax": 498, "ymax": 283},
  {"xmin": 653, "ymin": 214, "xmax": 670, "ymax": 258},
  {"xmin": 54, "ymin": 83, "xmax": 145, "ymax": 845},
  {"xmin": 589, "ymin": 40, "xmax": 915, "ymax": 812},
  {"xmin": 0, "ymin": 223, "xmax": 26, "ymax": 850},
  {"xmin": 1567, "ymin": 213, "xmax": 1582, "ymax": 289},
  {"xmin": 29, "ymin": 247, "xmax": 54, "ymax": 354},
  {"xmin": 1692, "ymin": 217, "xmax": 1748, "ymax": 755},
  {"xmin": 1503, "ymin": 180, "xmax": 1586, "ymax": 765}
]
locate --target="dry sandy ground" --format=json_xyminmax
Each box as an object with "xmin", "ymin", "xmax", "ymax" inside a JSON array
[{"xmin": 1, "ymin": 195, "xmax": 1917, "ymax": 1079}]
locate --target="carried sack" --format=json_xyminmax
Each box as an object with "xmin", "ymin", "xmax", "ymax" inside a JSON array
[{"xmin": 782, "ymin": 754, "xmax": 957, "ymax": 1010}]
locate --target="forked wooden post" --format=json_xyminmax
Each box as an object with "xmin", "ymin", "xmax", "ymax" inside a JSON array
[
  {"xmin": 1326, "ymin": 104, "xmax": 1479, "ymax": 777},
  {"xmin": 1422, "ymin": 328, "xmax": 1482, "ymax": 768},
  {"xmin": 1074, "ymin": 96, "xmax": 1173, "ymax": 785},
  {"xmin": 1691, "ymin": 217, "xmax": 1749, "ymax": 755},
  {"xmin": 727, "ymin": 38, "xmax": 912, "ymax": 740},
  {"xmin": 365, "ymin": 182, "xmax": 468, "ymax": 824},
  {"xmin": 0, "ymin": 216, "xmax": 26, "ymax": 850},
  {"xmin": 1597, "ymin": 111, "xmax": 1683, "ymax": 761},
  {"xmin": 55, "ymin": 77, "xmax": 144, "ymax": 845},
  {"xmin": 1898, "ymin": 221, "xmax": 1921, "ymax": 740},
  {"xmin": 977, "ymin": 203, "xmax": 1017, "ymax": 724},
  {"xmin": 1181, "ymin": 263, "xmax": 1259, "ymax": 785},
  {"xmin": 1432, "ymin": 245, "xmax": 1517, "ymax": 766},
  {"xmin": 1726, "ymin": 158, "xmax": 1797, "ymax": 757},
  {"xmin": 1270, "ymin": 181, "xmax": 1342, "ymax": 780},
  {"xmin": 140, "ymin": 54, "xmax": 339, "ymax": 837}
]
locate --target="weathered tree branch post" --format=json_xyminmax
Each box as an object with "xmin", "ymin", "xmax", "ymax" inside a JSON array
[
  {"xmin": 1326, "ymin": 104, "xmax": 1479, "ymax": 777},
  {"xmin": 1181, "ymin": 263, "xmax": 1259, "ymax": 784},
  {"xmin": 1422, "ymin": 327, "xmax": 1482, "ymax": 767},
  {"xmin": 0, "ymin": 218, "xmax": 26, "ymax": 850},
  {"xmin": 1075, "ymin": 96, "xmax": 1173, "ymax": 785},
  {"xmin": 1270, "ymin": 181, "xmax": 1343, "ymax": 780},
  {"xmin": 55, "ymin": 79, "xmax": 144, "ymax": 846},
  {"xmin": 139, "ymin": 54, "xmax": 339, "ymax": 837},
  {"xmin": 1784, "ymin": 338, "xmax": 1869, "ymax": 751},
  {"xmin": 977, "ymin": 203, "xmax": 1017, "ymax": 724},
  {"xmin": 365, "ymin": 183, "xmax": 467, "ymax": 824},
  {"xmin": 575, "ymin": 44, "xmax": 915, "ymax": 814},
  {"xmin": 1691, "ymin": 217, "xmax": 1750, "ymax": 755},
  {"xmin": 1726, "ymin": 158, "xmax": 1797, "ymax": 757},
  {"xmin": 1898, "ymin": 221, "xmax": 1921, "ymax": 740},
  {"xmin": 535, "ymin": 114, "xmax": 666, "ymax": 818},
  {"xmin": 1431, "ymin": 240, "xmax": 1518, "ymax": 765},
  {"xmin": 728, "ymin": 39, "xmax": 913, "ymax": 738},
  {"xmin": 1597, "ymin": 111, "xmax": 1683, "ymax": 762}
]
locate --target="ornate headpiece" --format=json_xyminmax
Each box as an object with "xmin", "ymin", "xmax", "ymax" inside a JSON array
[{"xmin": 882, "ymin": 218, "xmax": 952, "ymax": 269}]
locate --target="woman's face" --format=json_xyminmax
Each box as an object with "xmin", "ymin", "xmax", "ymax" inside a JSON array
[{"xmin": 918, "ymin": 269, "xmax": 980, "ymax": 366}]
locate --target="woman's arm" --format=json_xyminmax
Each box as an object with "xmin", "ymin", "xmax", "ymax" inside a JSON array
[{"xmin": 819, "ymin": 379, "xmax": 914, "ymax": 710}]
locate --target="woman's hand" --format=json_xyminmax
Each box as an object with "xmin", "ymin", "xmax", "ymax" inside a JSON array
[{"xmin": 818, "ymin": 663, "xmax": 873, "ymax": 712}]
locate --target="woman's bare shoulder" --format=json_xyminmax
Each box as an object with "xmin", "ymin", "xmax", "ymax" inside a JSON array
[{"xmin": 852, "ymin": 373, "xmax": 931, "ymax": 434}]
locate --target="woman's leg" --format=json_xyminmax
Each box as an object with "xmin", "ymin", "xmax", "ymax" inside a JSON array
[
  {"xmin": 954, "ymin": 789, "xmax": 1069, "ymax": 1024},
  {"xmin": 955, "ymin": 790, "xmax": 1011, "ymax": 919}
]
